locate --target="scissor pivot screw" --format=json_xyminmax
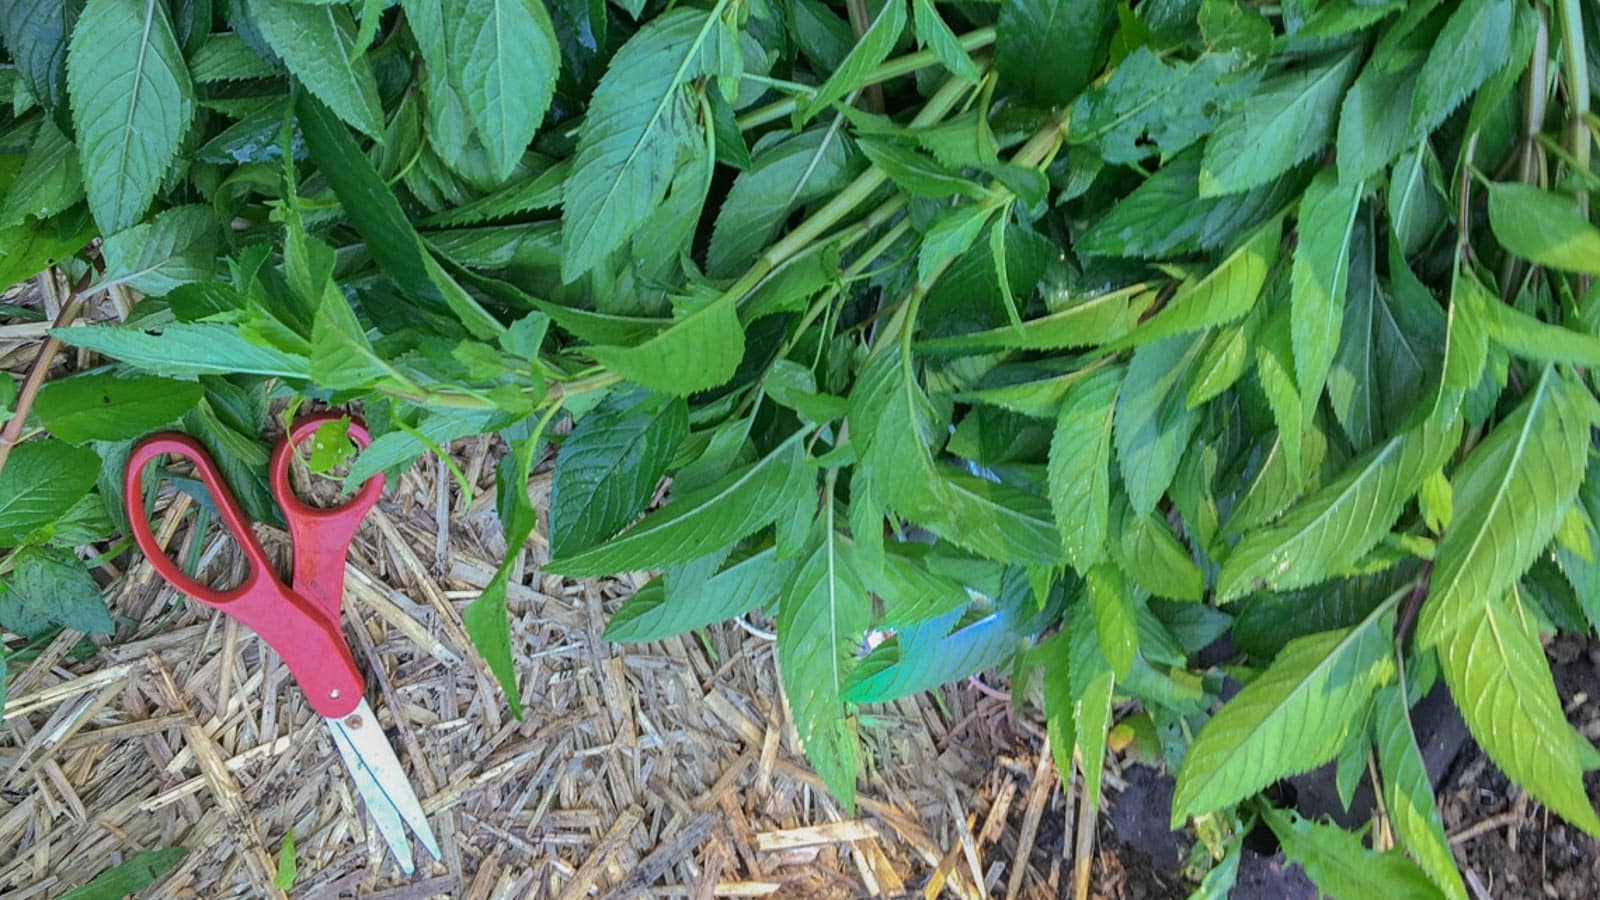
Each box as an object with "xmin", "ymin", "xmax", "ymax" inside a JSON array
[
  {"xmin": 330, "ymin": 689, "xmax": 341, "ymax": 699},
  {"xmin": 346, "ymin": 714, "xmax": 364, "ymax": 729}
]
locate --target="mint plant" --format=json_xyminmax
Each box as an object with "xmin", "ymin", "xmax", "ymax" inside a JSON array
[{"xmin": 3, "ymin": 0, "xmax": 1600, "ymax": 894}]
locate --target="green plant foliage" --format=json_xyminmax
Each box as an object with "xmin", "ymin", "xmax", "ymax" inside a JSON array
[{"xmin": 6, "ymin": 0, "xmax": 1600, "ymax": 889}]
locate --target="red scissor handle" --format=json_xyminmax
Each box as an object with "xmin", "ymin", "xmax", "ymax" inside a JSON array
[{"xmin": 124, "ymin": 415, "xmax": 383, "ymax": 718}]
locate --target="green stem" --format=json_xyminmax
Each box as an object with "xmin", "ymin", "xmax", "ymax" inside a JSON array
[
  {"xmin": 735, "ymin": 27, "xmax": 998, "ymax": 131},
  {"xmin": 1556, "ymin": 0, "xmax": 1591, "ymax": 213},
  {"xmin": 722, "ymin": 69, "xmax": 983, "ymax": 304}
]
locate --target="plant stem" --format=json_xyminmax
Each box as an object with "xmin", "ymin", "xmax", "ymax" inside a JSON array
[
  {"xmin": 0, "ymin": 270, "xmax": 96, "ymax": 477},
  {"xmin": 735, "ymin": 27, "xmax": 998, "ymax": 131},
  {"xmin": 1555, "ymin": 0, "xmax": 1591, "ymax": 214}
]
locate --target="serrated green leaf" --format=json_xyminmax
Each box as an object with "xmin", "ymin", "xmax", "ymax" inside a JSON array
[
  {"xmin": 1265, "ymin": 809, "xmax": 1444, "ymax": 900},
  {"xmin": 1049, "ymin": 365, "xmax": 1121, "ymax": 569},
  {"xmin": 252, "ymin": 0, "xmax": 384, "ymax": 138},
  {"xmin": 709, "ymin": 128, "xmax": 857, "ymax": 276},
  {"xmin": 586, "ymin": 294, "xmax": 743, "ymax": 395},
  {"xmin": 1200, "ymin": 49, "xmax": 1359, "ymax": 196},
  {"xmin": 188, "ymin": 32, "xmax": 279, "ymax": 83},
  {"xmin": 856, "ymin": 134, "xmax": 979, "ymax": 200},
  {"xmin": 1374, "ymin": 683, "xmax": 1468, "ymax": 900},
  {"xmin": 419, "ymin": 158, "xmax": 569, "ymax": 228},
  {"xmin": 1, "ymin": 118, "xmax": 82, "ymax": 226},
  {"xmin": 1112, "ymin": 219, "xmax": 1279, "ymax": 349},
  {"xmin": 547, "ymin": 430, "xmax": 805, "ymax": 576},
  {"xmin": 1086, "ymin": 563, "xmax": 1137, "ymax": 678},
  {"xmin": 97, "ymin": 205, "xmax": 217, "ymax": 296},
  {"xmin": 1409, "ymin": 0, "xmax": 1513, "ymax": 137},
  {"xmin": 1335, "ymin": 52, "xmax": 1422, "ymax": 187},
  {"xmin": 777, "ymin": 503, "xmax": 866, "ymax": 812},
  {"xmin": 550, "ymin": 390, "xmax": 687, "ymax": 557},
  {"xmin": 1420, "ymin": 368, "xmax": 1592, "ymax": 646},
  {"xmin": 605, "ymin": 547, "xmax": 790, "ymax": 642},
  {"xmin": 0, "ymin": 0, "xmax": 83, "ymax": 121},
  {"xmin": 1486, "ymin": 183, "xmax": 1600, "ymax": 276},
  {"xmin": 0, "ymin": 216, "xmax": 98, "ymax": 290},
  {"xmin": 562, "ymin": 7, "xmax": 733, "ymax": 279},
  {"xmin": 996, "ymin": 0, "xmax": 1112, "ymax": 108},
  {"xmin": 35, "ymin": 373, "xmax": 203, "ymax": 445},
  {"xmin": 442, "ymin": 0, "xmax": 559, "ymax": 180},
  {"xmin": 5, "ymin": 545, "xmax": 112, "ymax": 634},
  {"xmin": 1114, "ymin": 334, "xmax": 1203, "ymax": 518},
  {"xmin": 1388, "ymin": 145, "xmax": 1448, "ymax": 255},
  {"xmin": 1291, "ymin": 169, "xmax": 1363, "ymax": 410},
  {"xmin": 1434, "ymin": 268, "xmax": 1491, "ymax": 414},
  {"xmin": 917, "ymin": 286, "xmax": 1148, "ymax": 353},
  {"xmin": 1329, "ymin": 220, "xmax": 1444, "ymax": 451},
  {"xmin": 1440, "ymin": 588, "xmax": 1600, "ymax": 836},
  {"xmin": 1080, "ymin": 149, "xmax": 1305, "ymax": 258},
  {"xmin": 67, "ymin": 0, "xmax": 195, "ymax": 233},
  {"xmin": 909, "ymin": 0, "xmax": 979, "ymax": 83},
  {"xmin": 1110, "ymin": 500, "xmax": 1205, "ymax": 601},
  {"xmin": 1217, "ymin": 415, "xmax": 1458, "ymax": 602},
  {"xmin": 1222, "ymin": 426, "xmax": 1328, "ymax": 539},
  {"xmin": 272, "ymin": 829, "xmax": 297, "ymax": 890},
  {"xmin": 1070, "ymin": 49, "xmax": 1250, "ymax": 166},
  {"xmin": 1483, "ymin": 298, "xmax": 1600, "ymax": 368},
  {"xmin": 801, "ymin": 0, "xmax": 905, "ymax": 122},
  {"xmin": 1172, "ymin": 594, "xmax": 1397, "ymax": 823}
]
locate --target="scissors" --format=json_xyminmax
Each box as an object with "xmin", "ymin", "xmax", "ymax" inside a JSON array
[{"xmin": 124, "ymin": 413, "xmax": 442, "ymax": 874}]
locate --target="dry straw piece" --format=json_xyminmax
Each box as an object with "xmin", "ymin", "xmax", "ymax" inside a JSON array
[{"xmin": 1, "ymin": 279, "xmax": 1079, "ymax": 899}]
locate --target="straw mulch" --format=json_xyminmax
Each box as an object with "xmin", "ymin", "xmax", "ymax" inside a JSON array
[{"xmin": 0, "ymin": 277, "xmax": 1079, "ymax": 898}]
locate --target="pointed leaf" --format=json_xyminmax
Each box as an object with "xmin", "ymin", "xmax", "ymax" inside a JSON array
[
  {"xmin": 777, "ymin": 507, "xmax": 867, "ymax": 812},
  {"xmin": 1486, "ymin": 183, "xmax": 1600, "ymax": 276},
  {"xmin": 801, "ymin": 0, "xmax": 905, "ymax": 121},
  {"xmin": 1200, "ymin": 49, "xmax": 1359, "ymax": 196},
  {"xmin": 1265, "ymin": 809, "xmax": 1445, "ymax": 900},
  {"xmin": 67, "ymin": 0, "xmax": 195, "ymax": 233},
  {"xmin": 1049, "ymin": 365, "xmax": 1121, "ymax": 569},
  {"xmin": 996, "ymin": 0, "xmax": 1113, "ymax": 108},
  {"xmin": 251, "ymin": 0, "xmax": 384, "ymax": 138},
  {"xmin": 1172, "ymin": 595, "xmax": 1397, "ymax": 823},
  {"xmin": 550, "ymin": 390, "xmax": 688, "ymax": 557},
  {"xmin": 605, "ymin": 548, "xmax": 790, "ymax": 642},
  {"xmin": 443, "ymin": 0, "xmax": 559, "ymax": 180},
  {"xmin": 1409, "ymin": 0, "xmax": 1513, "ymax": 136},
  {"xmin": 561, "ymin": 8, "xmax": 733, "ymax": 279},
  {"xmin": 1114, "ymin": 334, "xmax": 1203, "ymax": 518},
  {"xmin": 1290, "ymin": 169, "xmax": 1363, "ymax": 408},
  {"xmin": 546, "ymin": 431, "xmax": 806, "ymax": 576},
  {"xmin": 1374, "ymin": 684, "xmax": 1469, "ymax": 900},
  {"xmin": 1217, "ymin": 416, "xmax": 1459, "ymax": 602},
  {"xmin": 1420, "ymin": 368, "xmax": 1592, "ymax": 645},
  {"xmin": 1440, "ymin": 589, "xmax": 1600, "ymax": 836}
]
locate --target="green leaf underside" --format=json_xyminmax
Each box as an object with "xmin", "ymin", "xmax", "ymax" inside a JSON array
[
  {"xmin": 1172, "ymin": 593, "xmax": 1397, "ymax": 823},
  {"xmin": 1420, "ymin": 368, "xmax": 1591, "ymax": 646},
  {"xmin": 1374, "ymin": 683, "xmax": 1469, "ymax": 900},
  {"xmin": 1217, "ymin": 415, "xmax": 1459, "ymax": 602},
  {"xmin": 776, "ymin": 504, "xmax": 867, "ymax": 812},
  {"xmin": 1440, "ymin": 589, "xmax": 1600, "ymax": 836}
]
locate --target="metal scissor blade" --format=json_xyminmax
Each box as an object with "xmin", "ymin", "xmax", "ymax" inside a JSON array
[{"xmin": 325, "ymin": 699, "xmax": 442, "ymax": 871}]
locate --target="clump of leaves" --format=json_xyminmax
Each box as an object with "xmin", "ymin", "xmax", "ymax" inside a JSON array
[{"xmin": 3, "ymin": 0, "xmax": 1600, "ymax": 894}]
